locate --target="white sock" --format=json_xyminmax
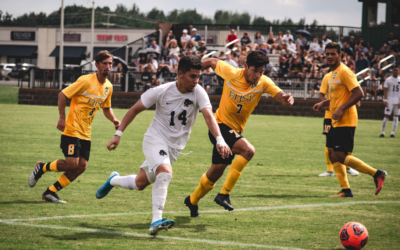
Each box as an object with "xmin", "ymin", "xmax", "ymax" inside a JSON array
[
  {"xmin": 382, "ymin": 117, "xmax": 388, "ymax": 134},
  {"xmin": 392, "ymin": 116, "xmax": 399, "ymax": 135},
  {"xmin": 110, "ymin": 175, "xmax": 138, "ymax": 190},
  {"xmin": 151, "ymin": 172, "xmax": 172, "ymax": 224}
]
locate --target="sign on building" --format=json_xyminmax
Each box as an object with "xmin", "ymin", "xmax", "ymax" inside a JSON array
[{"xmin": 11, "ymin": 31, "xmax": 35, "ymax": 41}]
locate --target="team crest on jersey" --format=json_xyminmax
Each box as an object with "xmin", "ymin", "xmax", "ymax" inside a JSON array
[
  {"xmin": 104, "ymin": 87, "xmax": 109, "ymax": 96},
  {"xmin": 184, "ymin": 99, "xmax": 194, "ymax": 107},
  {"xmin": 159, "ymin": 150, "xmax": 167, "ymax": 156},
  {"xmin": 333, "ymin": 72, "xmax": 338, "ymax": 80}
]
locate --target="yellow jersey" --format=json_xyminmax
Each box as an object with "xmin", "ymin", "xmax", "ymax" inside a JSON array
[
  {"xmin": 319, "ymin": 77, "xmax": 332, "ymax": 119},
  {"xmin": 62, "ymin": 73, "xmax": 113, "ymax": 140},
  {"xmin": 214, "ymin": 60, "xmax": 282, "ymax": 133},
  {"xmin": 321, "ymin": 63, "xmax": 358, "ymax": 128}
]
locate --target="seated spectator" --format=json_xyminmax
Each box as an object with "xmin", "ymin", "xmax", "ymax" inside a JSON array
[
  {"xmin": 253, "ymin": 31, "xmax": 264, "ymax": 50},
  {"xmin": 232, "ymin": 51, "xmax": 239, "ymax": 64},
  {"xmin": 364, "ymin": 73, "xmax": 379, "ymax": 101},
  {"xmin": 278, "ymin": 56, "xmax": 289, "ymax": 78},
  {"xmin": 296, "ymin": 34, "xmax": 308, "ymax": 52},
  {"xmin": 115, "ymin": 63, "xmax": 123, "ymax": 85},
  {"xmin": 191, "ymin": 28, "xmax": 202, "ymax": 46},
  {"xmin": 318, "ymin": 58, "xmax": 331, "ymax": 76},
  {"xmin": 266, "ymin": 32, "xmax": 276, "ymax": 53},
  {"xmin": 367, "ymin": 47, "xmax": 378, "ymax": 66},
  {"xmin": 240, "ymin": 44, "xmax": 249, "ymax": 55},
  {"xmin": 139, "ymin": 64, "xmax": 156, "ymax": 91},
  {"xmin": 238, "ymin": 52, "xmax": 246, "ymax": 68},
  {"xmin": 357, "ymin": 36, "xmax": 367, "ymax": 48},
  {"xmin": 170, "ymin": 54, "xmax": 180, "ymax": 73},
  {"xmin": 310, "ymin": 59, "xmax": 321, "ymax": 78},
  {"xmin": 391, "ymin": 39, "xmax": 400, "ymax": 65},
  {"xmin": 322, "ymin": 34, "xmax": 332, "ymax": 46},
  {"xmin": 180, "ymin": 29, "xmax": 191, "ymax": 49},
  {"xmin": 196, "ymin": 40, "xmax": 207, "ymax": 59},
  {"xmin": 185, "ymin": 40, "xmax": 197, "ymax": 55},
  {"xmin": 346, "ymin": 55, "xmax": 356, "ymax": 72},
  {"xmin": 166, "ymin": 30, "xmax": 176, "ymax": 44},
  {"xmin": 264, "ymin": 62, "xmax": 274, "ymax": 76},
  {"xmin": 200, "ymin": 67, "xmax": 213, "ymax": 93},
  {"xmin": 387, "ymin": 32, "xmax": 398, "ymax": 48},
  {"xmin": 226, "ymin": 29, "xmax": 238, "ymax": 49},
  {"xmin": 160, "ymin": 43, "xmax": 170, "ymax": 58},
  {"xmin": 348, "ymin": 36, "xmax": 356, "ymax": 51},
  {"xmin": 289, "ymin": 59, "xmax": 303, "ymax": 78},
  {"xmin": 137, "ymin": 54, "xmax": 148, "ymax": 72},
  {"xmin": 148, "ymin": 40, "xmax": 160, "ymax": 52},
  {"xmin": 148, "ymin": 54, "xmax": 158, "ymax": 72},
  {"xmin": 168, "ymin": 39, "xmax": 180, "ymax": 58},
  {"xmin": 218, "ymin": 51, "xmax": 225, "ymax": 60},
  {"xmin": 342, "ymin": 42, "xmax": 354, "ymax": 57},
  {"xmin": 287, "ymin": 38, "xmax": 297, "ymax": 53},
  {"xmin": 355, "ymin": 53, "xmax": 370, "ymax": 75},
  {"xmin": 338, "ymin": 37, "xmax": 345, "ymax": 49},
  {"xmin": 309, "ymin": 79, "xmax": 321, "ymax": 98},
  {"xmin": 273, "ymin": 31, "xmax": 284, "ymax": 52},
  {"xmin": 159, "ymin": 55, "xmax": 172, "ymax": 72},
  {"xmin": 240, "ymin": 31, "xmax": 252, "ymax": 47},
  {"xmin": 308, "ymin": 36, "xmax": 319, "ymax": 57},
  {"xmin": 302, "ymin": 59, "xmax": 312, "ymax": 77},
  {"xmin": 225, "ymin": 53, "xmax": 238, "ymax": 68},
  {"xmin": 110, "ymin": 62, "xmax": 117, "ymax": 83},
  {"xmin": 258, "ymin": 42, "xmax": 269, "ymax": 55},
  {"xmin": 316, "ymin": 41, "xmax": 325, "ymax": 62},
  {"xmin": 282, "ymin": 30, "xmax": 293, "ymax": 43},
  {"xmin": 283, "ymin": 48, "xmax": 293, "ymax": 64}
]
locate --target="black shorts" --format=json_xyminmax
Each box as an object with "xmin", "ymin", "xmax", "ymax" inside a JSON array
[
  {"xmin": 332, "ymin": 127, "xmax": 356, "ymax": 153},
  {"xmin": 323, "ymin": 119, "xmax": 335, "ymax": 148},
  {"xmin": 209, "ymin": 123, "xmax": 244, "ymax": 165},
  {"xmin": 60, "ymin": 135, "xmax": 91, "ymax": 161}
]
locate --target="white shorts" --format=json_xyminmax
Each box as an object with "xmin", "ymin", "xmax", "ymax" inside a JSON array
[
  {"xmin": 384, "ymin": 103, "xmax": 400, "ymax": 116},
  {"xmin": 140, "ymin": 128, "xmax": 180, "ymax": 184}
]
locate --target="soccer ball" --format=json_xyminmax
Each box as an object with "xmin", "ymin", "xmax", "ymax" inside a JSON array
[{"xmin": 339, "ymin": 222, "xmax": 369, "ymax": 250}]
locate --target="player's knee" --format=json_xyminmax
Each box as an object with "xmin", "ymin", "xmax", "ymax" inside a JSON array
[
  {"xmin": 245, "ymin": 145, "xmax": 255, "ymax": 160},
  {"xmin": 67, "ymin": 161, "xmax": 79, "ymax": 170},
  {"xmin": 78, "ymin": 163, "xmax": 87, "ymax": 173}
]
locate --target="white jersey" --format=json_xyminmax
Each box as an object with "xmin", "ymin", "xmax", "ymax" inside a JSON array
[
  {"xmin": 383, "ymin": 76, "xmax": 400, "ymax": 104},
  {"xmin": 141, "ymin": 81, "xmax": 212, "ymax": 150}
]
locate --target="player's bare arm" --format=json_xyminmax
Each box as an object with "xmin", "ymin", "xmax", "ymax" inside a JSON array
[
  {"xmin": 102, "ymin": 107, "xmax": 120, "ymax": 130},
  {"xmin": 273, "ymin": 91, "xmax": 294, "ymax": 106},
  {"xmin": 319, "ymin": 93, "xmax": 330, "ymax": 110},
  {"xmin": 107, "ymin": 100, "xmax": 147, "ymax": 151},
  {"xmin": 201, "ymin": 107, "xmax": 232, "ymax": 159},
  {"xmin": 313, "ymin": 99, "xmax": 331, "ymax": 112},
  {"xmin": 332, "ymin": 86, "xmax": 364, "ymax": 120},
  {"xmin": 383, "ymin": 88, "xmax": 389, "ymax": 107},
  {"xmin": 57, "ymin": 92, "xmax": 67, "ymax": 132},
  {"xmin": 201, "ymin": 58, "xmax": 219, "ymax": 71}
]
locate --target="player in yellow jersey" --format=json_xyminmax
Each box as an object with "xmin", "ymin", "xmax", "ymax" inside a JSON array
[
  {"xmin": 313, "ymin": 42, "xmax": 387, "ymax": 197},
  {"xmin": 28, "ymin": 51, "xmax": 120, "ymax": 203},
  {"xmin": 184, "ymin": 51, "xmax": 294, "ymax": 216}
]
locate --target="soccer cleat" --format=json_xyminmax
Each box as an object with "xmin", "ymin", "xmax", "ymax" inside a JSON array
[
  {"xmin": 149, "ymin": 218, "xmax": 175, "ymax": 236},
  {"xmin": 42, "ymin": 188, "xmax": 66, "ymax": 203},
  {"xmin": 379, "ymin": 134, "xmax": 385, "ymax": 138},
  {"xmin": 329, "ymin": 191, "xmax": 354, "ymax": 198},
  {"xmin": 96, "ymin": 171, "xmax": 119, "ymax": 199},
  {"xmin": 184, "ymin": 196, "xmax": 200, "ymax": 217},
  {"xmin": 390, "ymin": 134, "xmax": 395, "ymax": 138},
  {"xmin": 374, "ymin": 170, "xmax": 387, "ymax": 195},
  {"xmin": 214, "ymin": 193, "xmax": 234, "ymax": 211},
  {"xmin": 29, "ymin": 162, "xmax": 45, "ymax": 187},
  {"xmin": 346, "ymin": 168, "xmax": 359, "ymax": 176},
  {"xmin": 318, "ymin": 171, "xmax": 335, "ymax": 177}
]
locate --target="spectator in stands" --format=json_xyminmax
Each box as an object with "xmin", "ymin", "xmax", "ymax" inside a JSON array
[
  {"xmin": 178, "ymin": 50, "xmax": 185, "ymax": 58},
  {"xmin": 273, "ymin": 31, "xmax": 284, "ymax": 53},
  {"xmin": 196, "ymin": 40, "xmax": 207, "ymax": 59},
  {"xmin": 116, "ymin": 63, "xmax": 123, "ymax": 85},
  {"xmin": 258, "ymin": 42, "xmax": 269, "ymax": 55},
  {"xmin": 180, "ymin": 29, "xmax": 191, "ymax": 49},
  {"xmin": 170, "ymin": 54, "xmax": 179, "ymax": 73},
  {"xmin": 254, "ymin": 31, "xmax": 264, "ymax": 45},
  {"xmin": 315, "ymin": 40, "xmax": 325, "ymax": 62},
  {"xmin": 185, "ymin": 40, "xmax": 197, "ymax": 55},
  {"xmin": 191, "ymin": 28, "xmax": 202, "ymax": 46},
  {"xmin": 296, "ymin": 34, "xmax": 308, "ymax": 53},
  {"xmin": 278, "ymin": 56, "xmax": 289, "ymax": 79},
  {"xmin": 159, "ymin": 55, "xmax": 171, "ymax": 72},
  {"xmin": 238, "ymin": 52, "xmax": 246, "ymax": 68},
  {"xmin": 240, "ymin": 44, "xmax": 249, "ymax": 55},
  {"xmin": 364, "ymin": 73, "xmax": 379, "ymax": 101},
  {"xmin": 240, "ymin": 31, "xmax": 252, "ymax": 47},
  {"xmin": 338, "ymin": 37, "xmax": 345, "ymax": 49},
  {"xmin": 349, "ymin": 36, "xmax": 356, "ymax": 51},
  {"xmin": 319, "ymin": 58, "xmax": 330, "ymax": 76},
  {"xmin": 226, "ymin": 29, "xmax": 238, "ymax": 49},
  {"xmin": 264, "ymin": 61, "xmax": 274, "ymax": 76},
  {"xmin": 160, "ymin": 43, "xmax": 170, "ymax": 58},
  {"xmin": 289, "ymin": 59, "xmax": 303, "ymax": 78},
  {"xmin": 139, "ymin": 64, "xmax": 156, "ymax": 91},
  {"xmin": 308, "ymin": 36, "xmax": 319, "ymax": 57},
  {"xmin": 149, "ymin": 54, "xmax": 158, "ymax": 72},
  {"xmin": 302, "ymin": 59, "xmax": 312, "ymax": 77},
  {"xmin": 218, "ymin": 51, "xmax": 225, "ymax": 60},
  {"xmin": 225, "ymin": 53, "xmax": 238, "ymax": 68},
  {"xmin": 322, "ymin": 34, "xmax": 332, "ymax": 46},
  {"xmin": 137, "ymin": 54, "xmax": 148, "ymax": 72},
  {"xmin": 110, "ymin": 62, "xmax": 117, "ymax": 83},
  {"xmin": 387, "ymin": 32, "xmax": 398, "ymax": 48},
  {"xmin": 200, "ymin": 67, "xmax": 213, "ymax": 93},
  {"xmin": 283, "ymin": 48, "xmax": 293, "ymax": 64},
  {"xmin": 343, "ymin": 42, "xmax": 354, "ymax": 57},
  {"xmin": 232, "ymin": 51, "xmax": 239, "ymax": 64},
  {"xmin": 283, "ymin": 30, "xmax": 293, "ymax": 43},
  {"xmin": 287, "ymin": 38, "xmax": 297, "ymax": 53},
  {"xmin": 346, "ymin": 55, "xmax": 356, "ymax": 72},
  {"xmin": 168, "ymin": 39, "xmax": 180, "ymax": 58},
  {"xmin": 357, "ymin": 36, "xmax": 366, "ymax": 48},
  {"xmin": 266, "ymin": 32, "xmax": 275, "ymax": 53},
  {"xmin": 367, "ymin": 47, "xmax": 378, "ymax": 66},
  {"xmin": 148, "ymin": 40, "xmax": 160, "ymax": 52},
  {"xmin": 310, "ymin": 59, "xmax": 321, "ymax": 78},
  {"xmin": 309, "ymin": 79, "xmax": 321, "ymax": 98},
  {"xmin": 355, "ymin": 52, "xmax": 370, "ymax": 76},
  {"xmin": 391, "ymin": 39, "xmax": 400, "ymax": 65},
  {"xmin": 365, "ymin": 42, "xmax": 372, "ymax": 52},
  {"xmin": 166, "ymin": 30, "xmax": 176, "ymax": 41}
]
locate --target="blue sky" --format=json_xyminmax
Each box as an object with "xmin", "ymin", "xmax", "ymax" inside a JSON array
[{"xmin": 1, "ymin": 0, "xmax": 363, "ymax": 27}]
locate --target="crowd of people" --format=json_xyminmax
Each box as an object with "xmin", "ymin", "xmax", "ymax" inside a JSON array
[{"xmin": 121, "ymin": 27, "xmax": 399, "ymax": 99}]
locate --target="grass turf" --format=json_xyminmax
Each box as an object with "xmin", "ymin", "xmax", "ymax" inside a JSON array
[
  {"xmin": 0, "ymin": 86, "xmax": 18, "ymax": 104},
  {"xmin": 0, "ymin": 104, "xmax": 399, "ymax": 249}
]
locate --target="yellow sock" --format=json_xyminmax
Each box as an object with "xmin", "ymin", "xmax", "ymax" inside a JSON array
[
  {"xmin": 325, "ymin": 147, "xmax": 333, "ymax": 172},
  {"xmin": 49, "ymin": 174, "xmax": 71, "ymax": 193},
  {"xmin": 333, "ymin": 162, "xmax": 350, "ymax": 190},
  {"xmin": 43, "ymin": 160, "xmax": 60, "ymax": 173},
  {"xmin": 344, "ymin": 156, "xmax": 377, "ymax": 177},
  {"xmin": 220, "ymin": 155, "xmax": 249, "ymax": 195},
  {"xmin": 190, "ymin": 173, "xmax": 215, "ymax": 205}
]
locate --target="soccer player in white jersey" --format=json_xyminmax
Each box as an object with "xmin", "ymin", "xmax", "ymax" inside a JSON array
[
  {"xmin": 380, "ymin": 66, "xmax": 400, "ymax": 138},
  {"xmin": 95, "ymin": 56, "xmax": 232, "ymax": 236}
]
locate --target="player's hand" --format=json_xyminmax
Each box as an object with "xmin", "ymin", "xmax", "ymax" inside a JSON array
[
  {"xmin": 113, "ymin": 119, "xmax": 121, "ymax": 130},
  {"xmin": 384, "ymin": 101, "xmax": 389, "ymax": 107},
  {"xmin": 107, "ymin": 136, "xmax": 120, "ymax": 151},
  {"xmin": 332, "ymin": 107, "xmax": 344, "ymax": 120},
  {"xmin": 56, "ymin": 118, "xmax": 65, "ymax": 132},
  {"xmin": 356, "ymin": 101, "xmax": 361, "ymax": 108},
  {"xmin": 282, "ymin": 93, "xmax": 294, "ymax": 106},
  {"xmin": 217, "ymin": 144, "xmax": 232, "ymax": 159},
  {"xmin": 313, "ymin": 102, "xmax": 323, "ymax": 113}
]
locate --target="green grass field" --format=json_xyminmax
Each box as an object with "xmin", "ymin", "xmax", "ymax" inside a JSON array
[
  {"xmin": 0, "ymin": 86, "xmax": 18, "ymax": 104},
  {"xmin": 0, "ymin": 103, "xmax": 399, "ymax": 250}
]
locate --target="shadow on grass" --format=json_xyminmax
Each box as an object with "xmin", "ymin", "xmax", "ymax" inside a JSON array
[
  {"xmin": 0, "ymin": 200, "xmax": 48, "ymax": 205},
  {"xmin": 258, "ymin": 175, "xmax": 317, "ymax": 178},
  {"xmin": 236, "ymin": 194, "xmax": 321, "ymax": 198}
]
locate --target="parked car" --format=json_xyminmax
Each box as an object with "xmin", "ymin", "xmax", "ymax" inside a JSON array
[
  {"xmin": 0, "ymin": 63, "xmax": 15, "ymax": 77},
  {"xmin": 10, "ymin": 63, "xmax": 39, "ymax": 79}
]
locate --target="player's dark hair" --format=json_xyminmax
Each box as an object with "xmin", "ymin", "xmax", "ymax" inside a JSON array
[
  {"xmin": 246, "ymin": 51, "xmax": 269, "ymax": 68},
  {"xmin": 95, "ymin": 50, "xmax": 113, "ymax": 64},
  {"xmin": 178, "ymin": 56, "xmax": 202, "ymax": 74},
  {"xmin": 325, "ymin": 42, "xmax": 341, "ymax": 54}
]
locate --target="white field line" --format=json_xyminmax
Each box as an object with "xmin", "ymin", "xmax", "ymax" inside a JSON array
[
  {"xmin": 1, "ymin": 221, "xmax": 305, "ymax": 250},
  {"xmin": 1, "ymin": 200, "xmax": 398, "ymax": 223}
]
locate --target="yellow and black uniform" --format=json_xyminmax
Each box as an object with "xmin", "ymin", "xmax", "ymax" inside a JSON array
[
  {"xmin": 210, "ymin": 60, "xmax": 282, "ymax": 164},
  {"xmin": 60, "ymin": 73, "xmax": 113, "ymax": 160},
  {"xmin": 321, "ymin": 63, "xmax": 358, "ymax": 153}
]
